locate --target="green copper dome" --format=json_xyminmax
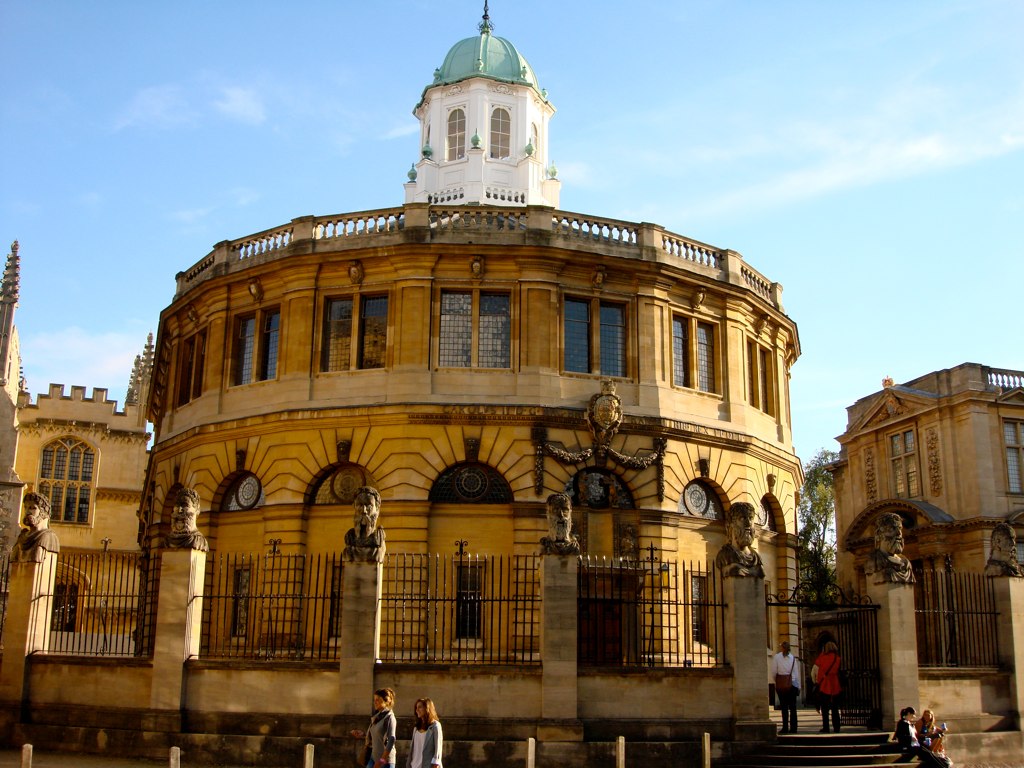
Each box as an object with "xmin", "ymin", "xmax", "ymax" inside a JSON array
[{"xmin": 435, "ymin": 31, "xmax": 540, "ymax": 91}]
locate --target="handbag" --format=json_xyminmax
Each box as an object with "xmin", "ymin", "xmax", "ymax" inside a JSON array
[{"xmin": 774, "ymin": 656, "xmax": 795, "ymax": 692}]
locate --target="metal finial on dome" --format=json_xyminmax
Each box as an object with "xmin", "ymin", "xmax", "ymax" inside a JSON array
[{"xmin": 479, "ymin": 1, "xmax": 493, "ymax": 34}]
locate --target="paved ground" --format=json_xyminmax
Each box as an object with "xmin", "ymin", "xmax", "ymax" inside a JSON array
[{"xmin": 0, "ymin": 750, "xmax": 270, "ymax": 767}]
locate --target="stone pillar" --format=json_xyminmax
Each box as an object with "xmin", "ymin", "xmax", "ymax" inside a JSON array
[
  {"xmin": 538, "ymin": 555, "xmax": 581, "ymax": 741},
  {"xmin": 147, "ymin": 548, "xmax": 206, "ymax": 729},
  {"xmin": 0, "ymin": 553, "xmax": 58, "ymax": 706},
  {"xmin": 723, "ymin": 574, "xmax": 771, "ymax": 736},
  {"xmin": 992, "ymin": 577, "xmax": 1024, "ymax": 727},
  {"xmin": 338, "ymin": 561, "xmax": 383, "ymax": 716},
  {"xmin": 866, "ymin": 580, "xmax": 919, "ymax": 727}
]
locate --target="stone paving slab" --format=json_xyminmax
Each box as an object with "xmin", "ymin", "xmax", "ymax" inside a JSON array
[{"xmin": 0, "ymin": 750, "xmax": 272, "ymax": 768}]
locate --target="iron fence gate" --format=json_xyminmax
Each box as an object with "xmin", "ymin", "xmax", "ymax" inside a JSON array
[{"xmin": 767, "ymin": 585, "xmax": 882, "ymax": 729}]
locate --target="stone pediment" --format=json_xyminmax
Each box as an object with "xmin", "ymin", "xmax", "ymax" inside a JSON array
[
  {"xmin": 851, "ymin": 388, "xmax": 933, "ymax": 433},
  {"xmin": 996, "ymin": 387, "xmax": 1024, "ymax": 405}
]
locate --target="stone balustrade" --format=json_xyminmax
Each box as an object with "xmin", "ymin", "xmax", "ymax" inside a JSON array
[
  {"xmin": 174, "ymin": 204, "xmax": 785, "ymax": 310},
  {"xmin": 988, "ymin": 367, "xmax": 1024, "ymax": 391}
]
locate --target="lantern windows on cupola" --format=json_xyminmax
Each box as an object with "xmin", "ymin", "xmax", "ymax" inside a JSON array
[{"xmin": 405, "ymin": 5, "xmax": 560, "ymax": 207}]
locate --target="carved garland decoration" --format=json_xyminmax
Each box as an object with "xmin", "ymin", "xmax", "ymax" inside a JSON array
[
  {"xmin": 926, "ymin": 427, "xmax": 942, "ymax": 496},
  {"xmin": 532, "ymin": 381, "xmax": 667, "ymax": 500},
  {"xmin": 864, "ymin": 447, "xmax": 877, "ymax": 503}
]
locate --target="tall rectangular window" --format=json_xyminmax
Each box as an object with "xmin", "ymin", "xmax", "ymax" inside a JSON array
[
  {"xmin": 564, "ymin": 298, "xmax": 590, "ymax": 373},
  {"xmin": 176, "ymin": 330, "xmax": 207, "ymax": 406},
  {"xmin": 322, "ymin": 298, "xmax": 353, "ymax": 371},
  {"xmin": 696, "ymin": 322, "xmax": 716, "ymax": 393},
  {"xmin": 889, "ymin": 429, "xmax": 919, "ymax": 498},
  {"xmin": 233, "ymin": 315, "xmax": 256, "ymax": 385},
  {"xmin": 478, "ymin": 293, "xmax": 510, "ymax": 368},
  {"xmin": 746, "ymin": 340, "xmax": 775, "ymax": 415},
  {"xmin": 440, "ymin": 292, "xmax": 472, "ymax": 367},
  {"xmin": 259, "ymin": 310, "xmax": 280, "ymax": 380},
  {"xmin": 438, "ymin": 291, "xmax": 511, "ymax": 368},
  {"xmin": 564, "ymin": 297, "xmax": 628, "ymax": 377},
  {"xmin": 359, "ymin": 295, "xmax": 389, "ymax": 369},
  {"xmin": 233, "ymin": 308, "xmax": 280, "ymax": 385},
  {"xmin": 759, "ymin": 348, "xmax": 772, "ymax": 415},
  {"xmin": 691, "ymin": 574, "xmax": 709, "ymax": 645},
  {"xmin": 1005, "ymin": 421, "xmax": 1023, "ymax": 494},
  {"xmin": 456, "ymin": 560, "xmax": 484, "ymax": 640},
  {"xmin": 599, "ymin": 304, "xmax": 626, "ymax": 377},
  {"xmin": 672, "ymin": 316, "xmax": 690, "ymax": 388}
]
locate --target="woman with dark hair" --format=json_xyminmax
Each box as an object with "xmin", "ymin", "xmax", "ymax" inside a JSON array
[
  {"xmin": 352, "ymin": 688, "xmax": 397, "ymax": 768},
  {"xmin": 813, "ymin": 641, "xmax": 842, "ymax": 733},
  {"xmin": 406, "ymin": 698, "xmax": 443, "ymax": 768}
]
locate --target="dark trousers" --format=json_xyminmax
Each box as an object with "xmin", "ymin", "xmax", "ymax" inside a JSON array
[
  {"xmin": 778, "ymin": 686, "xmax": 798, "ymax": 731},
  {"xmin": 819, "ymin": 693, "xmax": 840, "ymax": 732}
]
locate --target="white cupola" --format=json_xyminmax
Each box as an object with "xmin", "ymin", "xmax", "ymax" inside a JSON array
[{"xmin": 404, "ymin": 6, "xmax": 560, "ymax": 208}]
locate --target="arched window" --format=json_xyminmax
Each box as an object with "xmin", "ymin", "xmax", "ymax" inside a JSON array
[
  {"xmin": 429, "ymin": 463, "xmax": 512, "ymax": 503},
  {"xmin": 760, "ymin": 495, "xmax": 779, "ymax": 532},
  {"xmin": 39, "ymin": 437, "xmax": 95, "ymax": 524},
  {"xmin": 567, "ymin": 468, "xmax": 634, "ymax": 510},
  {"xmin": 679, "ymin": 480, "xmax": 723, "ymax": 520},
  {"xmin": 489, "ymin": 107, "xmax": 510, "ymax": 159},
  {"xmin": 447, "ymin": 109, "xmax": 466, "ymax": 161},
  {"xmin": 311, "ymin": 464, "xmax": 376, "ymax": 505},
  {"xmin": 222, "ymin": 473, "xmax": 265, "ymax": 511}
]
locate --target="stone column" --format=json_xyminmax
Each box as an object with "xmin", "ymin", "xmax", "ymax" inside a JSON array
[
  {"xmin": 538, "ymin": 555, "xmax": 581, "ymax": 741},
  {"xmin": 723, "ymin": 574, "xmax": 771, "ymax": 737},
  {"xmin": 865, "ymin": 580, "xmax": 919, "ymax": 727},
  {"xmin": 0, "ymin": 553, "xmax": 58, "ymax": 706},
  {"xmin": 338, "ymin": 561, "xmax": 383, "ymax": 716},
  {"xmin": 146, "ymin": 548, "xmax": 206, "ymax": 730},
  {"xmin": 992, "ymin": 577, "xmax": 1024, "ymax": 727}
]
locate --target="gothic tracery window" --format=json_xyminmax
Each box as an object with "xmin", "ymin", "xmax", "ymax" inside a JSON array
[{"xmin": 39, "ymin": 437, "xmax": 95, "ymax": 524}]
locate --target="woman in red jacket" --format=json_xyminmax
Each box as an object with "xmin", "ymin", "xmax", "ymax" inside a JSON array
[{"xmin": 813, "ymin": 641, "xmax": 842, "ymax": 733}]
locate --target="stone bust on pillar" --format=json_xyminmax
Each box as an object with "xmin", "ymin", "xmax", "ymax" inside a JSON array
[
  {"xmin": 540, "ymin": 492, "xmax": 580, "ymax": 555},
  {"xmin": 343, "ymin": 486, "xmax": 386, "ymax": 563},
  {"xmin": 984, "ymin": 521, "xmax": 1023, "ymax": 577},
  {"xmin": 715, "ymin": 502, "xmax": 764, "ymax": 578},
  {"xmin": 168, "ymin": 487, "xmax": 210, "ymax": 552},
  {"xmin": 10, "ymin": 492, "xmax": 60, "ymax": 563},
  {"xmin": 865, "ymin": 511, "xmax": 914, "ymax": 584}
]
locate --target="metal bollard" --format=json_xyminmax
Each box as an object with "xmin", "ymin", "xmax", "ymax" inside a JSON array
[
  {"xmin": 20, "ymin": 744, "xmax": 32, "ymax": 768},
  {"xmin": 304, "ymin": 743, "xmax": 315, "ymax": 768},
  {"xmin": 527, "ymin": 736, "xmax": 535, "ymax": 768},
  {"xmin": 702, "ymin": 732, "xmax": 711, "ymax": 768},
  {"xmin": 169, "ymin": 745, "xmax": 181, "ymax": 768},
  {"xmin": 616, "ymin": 735, "xmax": 625, "ymax": 768}
]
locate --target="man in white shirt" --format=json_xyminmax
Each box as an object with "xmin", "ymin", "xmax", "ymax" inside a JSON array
[{"xmin": 771, "ymin": 641, "xmax": 801, "ymax": 733}]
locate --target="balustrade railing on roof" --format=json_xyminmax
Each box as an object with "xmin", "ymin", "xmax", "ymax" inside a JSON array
[
  {"xmin": 175, "ymin": 204, "xmax": 781, "ymax": 310},
  {"xmin": 988, "ymin": 368, "xmax": 1024, "ymax": 391}
]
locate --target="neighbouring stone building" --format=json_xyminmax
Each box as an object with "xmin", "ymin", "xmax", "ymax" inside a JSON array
[{"xmin": 832, "ymin": 363, "xmax": 1024, "ymax": 586}]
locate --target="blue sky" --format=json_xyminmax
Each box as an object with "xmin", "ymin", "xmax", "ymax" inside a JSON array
[{"xmin": 2, "ymin": 0, "xmax": 1022, "ymax": 461}]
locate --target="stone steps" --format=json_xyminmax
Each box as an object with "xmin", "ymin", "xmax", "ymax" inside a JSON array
[{"xmin": 720, "ymin": 731, "xmax": 914, "ymax": 768}]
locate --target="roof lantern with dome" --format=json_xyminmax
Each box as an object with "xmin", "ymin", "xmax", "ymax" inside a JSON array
[{"xmin": 405, "ymin": 2, "xmax": 560, "ymax": 208}]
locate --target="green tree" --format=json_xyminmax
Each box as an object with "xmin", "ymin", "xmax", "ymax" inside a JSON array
[{"xmin": 797, "ymin": 447, "xmax": 839, "ymax": 604}]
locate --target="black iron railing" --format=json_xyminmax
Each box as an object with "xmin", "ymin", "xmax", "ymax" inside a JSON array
[
  {"xmin": 201, "ymin": 551, "xmax": 343, "ymax": 661},
  {"xmin": 578, "ymin": 555, "xmax": 725, "ymax": 668},
  {"xmin": 379, "ymin": 553, "xmax": 540, "ymax": 665},
  {"xmin": 915, "ymin": 568, "xmax": 999, "ymax": 667}
]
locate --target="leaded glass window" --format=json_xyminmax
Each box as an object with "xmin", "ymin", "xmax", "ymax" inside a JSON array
[{"xmin": 39, "ymin": 437, "xmax": 95, "ymax": 524}]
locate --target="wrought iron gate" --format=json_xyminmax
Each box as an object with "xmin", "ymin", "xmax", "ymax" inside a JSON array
[{"xmin": 767, "ymin": 586, "xmax": 882, "ymax": 729}]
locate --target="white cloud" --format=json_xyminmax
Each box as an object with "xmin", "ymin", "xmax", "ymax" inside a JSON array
[
  {"xmin": 381, "ymin": 121, "xmax": 419, "ymax": 140},
  {"xmin": 169, "ymin": 207, "xmax": 215, "ymax": 225},
  {"xmin": 21, "ymin": 327, "xmax": 146, "ymax": 401},
  {"xmin": 113, "ymin": 85, "xmax": 195, "ymax": 130},
  {"xmin": 213, "ymin": 87, "xmax": 266, "ymax": 125}
]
